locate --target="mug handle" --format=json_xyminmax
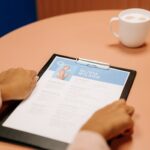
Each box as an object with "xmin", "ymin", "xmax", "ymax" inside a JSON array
[{"xmin": 110, "ymin": 17, "xmax": 119, "ymax": 38}]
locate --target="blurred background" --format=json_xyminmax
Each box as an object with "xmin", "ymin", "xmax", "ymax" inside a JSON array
[{"xmin": 1, "ymin": 0, "xmax": 150, "ymax": 37}]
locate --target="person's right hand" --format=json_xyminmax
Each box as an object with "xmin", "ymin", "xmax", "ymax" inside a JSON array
[{"xmin": 81, "ymin": 100, "xmax": 134, "ymax": 140}]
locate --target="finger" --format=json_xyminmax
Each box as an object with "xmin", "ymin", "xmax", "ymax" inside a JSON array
[
  {"xmin": 119, "ymin": 116, "xmax": 134, "ymax": 138},
  {"xmin": 31, "ymin": 77, "xmax": 37, "ymax": 87},
  {"xmin": 125, "ymin": 105, "xmax": 135, "ymax": 116},
  {"xmin": 29, "ymin": 70, "xmax": 37, "ymax": 78},
  {"xmin": 114, "ymin": 99, "xmax": 126, "ymax": 106},
  {"xmin": 121, "ymin": 128, "xmax": 134, "ymax": 137},
  {"xmin": 118, "ymin": 99, "xmax": 134, "ymax": 116},
  {"xmin": 35, "ymin": 76, "xmax": 39, "ymax": 81},
  {"xmin": 29, "ymin": 79, "xmax": 36, "ymax": 93},
  {"xmin": 31, "ymin": 75, "xmax": 39, "ymax": 82},
  {"xmin": 23, "ymin": 79, "xmax": 37, "ymax": 100},
  {"xmin": 110, "ymin": 99, "xmax": 126, "ymax": 110},
  {"xmin": 119, "ymin": 99, "xmax": 126, "ymax": 104}
]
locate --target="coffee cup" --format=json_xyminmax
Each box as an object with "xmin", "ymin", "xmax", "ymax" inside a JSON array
[{"xmin": 110, "ymin": 8, "xmax": 150, "ymax": 48}]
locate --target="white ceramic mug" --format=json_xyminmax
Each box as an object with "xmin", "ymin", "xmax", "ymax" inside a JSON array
[{"xmin": 110, "ymin": 8, "xmax": 150, "ymax": 48}]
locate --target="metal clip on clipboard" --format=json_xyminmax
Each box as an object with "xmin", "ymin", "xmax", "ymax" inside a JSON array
[{"xmin": 76, "ymin": 58, "xmax": 110, "ymax": 69}]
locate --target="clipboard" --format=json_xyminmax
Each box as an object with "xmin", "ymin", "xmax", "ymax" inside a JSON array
[{"xmin": 0, "ymin": 54, "xmax": 136, "ymax": 150}]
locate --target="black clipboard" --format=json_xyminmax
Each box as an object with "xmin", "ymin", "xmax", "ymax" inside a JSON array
[{"xmin": 0, "ymin": 54, "xmax": 136, "ymax": 150}]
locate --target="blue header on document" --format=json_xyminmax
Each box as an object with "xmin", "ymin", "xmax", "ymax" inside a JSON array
[{"xmin": 49, "ymin": 56, "xmax": 129, "ymax": 86}]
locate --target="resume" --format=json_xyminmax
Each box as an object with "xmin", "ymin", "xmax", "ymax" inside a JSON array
[{"xmin": 3, "ymin": 56, "xmax": 129, "ymax": 143}]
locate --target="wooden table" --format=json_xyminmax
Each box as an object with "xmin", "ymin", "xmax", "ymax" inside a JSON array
[{"xmin": 0, "ymin": 10, "xmax": 150, "ymax": 150}]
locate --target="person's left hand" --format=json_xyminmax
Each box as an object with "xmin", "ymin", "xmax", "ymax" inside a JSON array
[{"xmin": 0, "ymin": 68, "xmax": 37, "ymax": 101}]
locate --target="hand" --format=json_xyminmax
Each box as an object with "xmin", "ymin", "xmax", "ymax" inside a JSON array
[
  {"xmin": 81, "ymin": 100, "xmax": 134, "ymax": 140},
  {"xmin": 0, "ymin": 68, "xmax": 37, "ymax": 101}
]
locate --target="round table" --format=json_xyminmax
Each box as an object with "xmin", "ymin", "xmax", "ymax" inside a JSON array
[{"xmin": 0, "ymin": 10, "xmax": 150, "ymax": 150}]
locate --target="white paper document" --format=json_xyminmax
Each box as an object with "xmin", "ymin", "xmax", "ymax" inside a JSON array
[{"xmin": 3, "ymin": 56, "xmax": 129, "ymax": 143}]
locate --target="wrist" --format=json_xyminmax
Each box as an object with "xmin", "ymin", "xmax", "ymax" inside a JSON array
[{"xmin": 81, "ymin": 123, "xmax": 108, "ymax": 140}]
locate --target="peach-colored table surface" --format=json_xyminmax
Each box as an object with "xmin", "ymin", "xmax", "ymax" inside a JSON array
[{"xmin": 0, "ymin": 10, "xmax": 150, "ymax": 150}]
